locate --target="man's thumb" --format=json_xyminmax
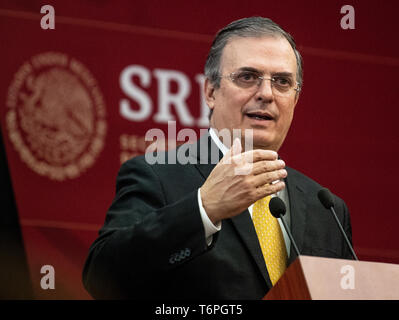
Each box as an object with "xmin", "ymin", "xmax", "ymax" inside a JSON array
[
  {"xmin": 222, "ymin": 137, "xmax": 242, "ymax": 164},
  {"xmin": 231, "ymin": 137, "xmax": 242, "ymax": 156},
  {"xmin": 225, "ymin": 137, "xmax": 241, "ymax": 158}
]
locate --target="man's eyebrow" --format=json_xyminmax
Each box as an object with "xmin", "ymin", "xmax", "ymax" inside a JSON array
[
  {"xmin": 236, "ymin": 67, "xmax": 262, "ymax": 73},
  {"xmin": 271, "ymin": 72, "xmax": 294, "ymax": 78},
  {"xmin": 236, "ymin": 68, "xmax": 294, "ymax": 78}
]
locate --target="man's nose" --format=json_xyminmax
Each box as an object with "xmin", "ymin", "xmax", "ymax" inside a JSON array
[{"xmin": 254, "ymin": 78, "xmax": 274, "ymax": 102}]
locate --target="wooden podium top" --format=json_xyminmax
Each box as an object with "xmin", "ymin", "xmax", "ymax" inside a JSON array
[{"xmin": 264, "ymin": 255, "xmax": 399, "ymax": 300}]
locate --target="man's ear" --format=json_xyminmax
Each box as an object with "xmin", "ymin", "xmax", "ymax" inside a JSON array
[
  {"xmin": 204, "ymin": 78, "xmax": 216, "ymax": 110},
  {"xmin": 293, "ymin": 92, "xmax": 300, "ymax": 107}
]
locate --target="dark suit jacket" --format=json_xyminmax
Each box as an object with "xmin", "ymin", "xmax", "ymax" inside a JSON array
[{"xmin": 82, "ymin": 131, "xmax": 354, "ymax": 299}]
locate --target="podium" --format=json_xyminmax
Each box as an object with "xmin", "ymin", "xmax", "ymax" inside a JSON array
[{"xmin": 263, "ymin": 255, "xmax": 399, "ymax": 300}]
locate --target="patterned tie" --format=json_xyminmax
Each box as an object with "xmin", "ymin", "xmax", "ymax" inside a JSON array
[{"xmin": 252, "ymin": 195, "xmax": 288, "ymax": 285}]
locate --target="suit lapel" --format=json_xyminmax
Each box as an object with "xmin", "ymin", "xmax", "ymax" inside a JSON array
[
  {"xmin": 193, "ymin": 131, "xmax": 273, "ymax": 288},
  {"xmin": 192, "ymin": 130, "xmax": 222, "ymax": 179},
  {"xmin": 285, "ymin": 167, "xmax": 308, "ymax": 265}
]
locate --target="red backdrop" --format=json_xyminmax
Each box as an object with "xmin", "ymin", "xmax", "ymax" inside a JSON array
[{"xmin": 0, "ymin": 0, "xmax": 398, "ymax": 299}]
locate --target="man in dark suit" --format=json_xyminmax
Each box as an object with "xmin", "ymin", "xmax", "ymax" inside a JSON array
[{"xmin": 83, "ymin": 17, "xmax": 354, "ymax": 299}]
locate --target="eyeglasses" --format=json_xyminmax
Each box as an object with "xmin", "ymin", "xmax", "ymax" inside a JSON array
[{"xmin": 219, "ymin": 70, "xmax": 301, "ymax": 97}]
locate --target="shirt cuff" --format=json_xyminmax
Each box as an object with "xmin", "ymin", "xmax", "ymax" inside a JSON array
[{"xmin": 197, "ymin": 188, "xmax": 221, "ymax": 245}]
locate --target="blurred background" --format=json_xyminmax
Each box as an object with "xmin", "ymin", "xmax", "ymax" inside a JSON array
[{"xmin": 0, "ymin": 0, "xmax": 398, "ymax": 299}]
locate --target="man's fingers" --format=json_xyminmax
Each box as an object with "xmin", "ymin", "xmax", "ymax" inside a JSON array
[
  {"xmin": 220, "ymin": 147, "xmax": 285, "ymax": 180},
  {"xmin": 251, "ymin": 159, "xmax": 286, "ymax": 175},
  {"xmin": 255, "ymin": 181, "xmax": 286, "ymax": 199},
  {"xmin": 252, "ymin": 169, "xmax": 287, "ymax": 187},
  {"xmin": 225, "ymin": 148, "xmax": 279, "ymax": 164},
  {"xmin": 240, "ymin": 149, "xmax": 278, "ymax": 163}
]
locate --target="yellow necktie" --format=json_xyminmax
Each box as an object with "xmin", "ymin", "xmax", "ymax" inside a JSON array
[{"xmin": 252, "ymin": 196, "xmax": 288, "ymax": 285}]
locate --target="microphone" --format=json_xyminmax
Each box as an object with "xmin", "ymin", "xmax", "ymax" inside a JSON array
[
  {"xmin": 269, "ymin": 197, "xmax": 301, "ymax": 258},
  {"xmin": 317, "ymin": 188, "xmax": 358, "ymax": 261}
]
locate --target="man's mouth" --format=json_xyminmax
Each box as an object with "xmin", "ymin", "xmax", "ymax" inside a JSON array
[{"xmin": 245, "ymin": 111, "xmax": 274, "ymax": 121}]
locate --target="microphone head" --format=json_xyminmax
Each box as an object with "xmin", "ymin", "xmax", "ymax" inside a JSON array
[
  {"xmin": 318, "ymin": 188, "xmax": 335, "ymax": 209},
  {"xmin": 269, "ymin": 197, "xmax": 286, "ymax": 218}
]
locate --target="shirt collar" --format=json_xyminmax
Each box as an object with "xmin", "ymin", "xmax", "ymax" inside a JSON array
[{"xmin": 209, "ymin": 127, "xmax": 229, "ymax": 156}]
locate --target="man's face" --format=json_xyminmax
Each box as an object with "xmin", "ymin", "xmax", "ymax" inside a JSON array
[{"xmin": 205, "ymin": 36, "xmax": 299, "ymax": 152}]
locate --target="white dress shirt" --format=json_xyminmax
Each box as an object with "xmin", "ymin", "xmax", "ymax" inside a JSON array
[{"xmin": 197, "ymin": 128, "xmax": 291, "ymax": 256}]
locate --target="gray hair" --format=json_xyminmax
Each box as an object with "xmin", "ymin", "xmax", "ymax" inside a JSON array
[{"xmin": 205, "ymin": 17, "xmax": 303, "ymax": 119}]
